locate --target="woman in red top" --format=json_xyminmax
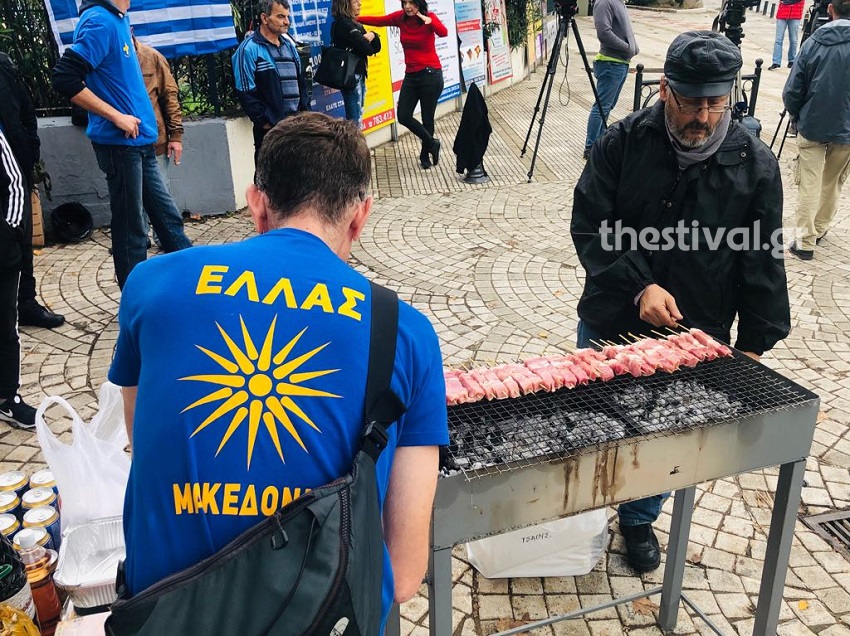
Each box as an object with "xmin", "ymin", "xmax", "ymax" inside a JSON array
[
  {"xmin": 360, "ymin": 0, "xmax": 448, "ymax": 169},
  {"xmin": 770, "ymin": 0, "xmax": 805, "ymax": 69}
]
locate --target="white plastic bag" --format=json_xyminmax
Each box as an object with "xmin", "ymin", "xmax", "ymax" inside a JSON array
[
  {"xmin": 465, "ymin": 508, "xmax": 609, "ymax": 578},
  {"xmin": 35, "ymin": 382, "xmax": 131, "ymax": 533}
]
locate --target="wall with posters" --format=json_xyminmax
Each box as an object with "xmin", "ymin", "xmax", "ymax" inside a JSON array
[
  {"xmin": 455, "ymin": 0, "xmax": 486, "ymax": 89},
  {"xmin": 484, "ymin": 0, "xmax": 513, "ymax": 84}
]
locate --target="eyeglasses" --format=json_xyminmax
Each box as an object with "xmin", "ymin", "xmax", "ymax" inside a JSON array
[{"xmin": 669, "ymin": 88, "xmax": 731, "ymax": 115}]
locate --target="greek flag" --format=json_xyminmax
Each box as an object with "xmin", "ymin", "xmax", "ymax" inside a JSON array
[{"xmin": 43, "ymin": 0, "xmax": 238, "ymax": 58}]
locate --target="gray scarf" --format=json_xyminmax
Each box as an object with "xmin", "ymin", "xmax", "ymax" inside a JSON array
[{"xmin": 666, "ymin": 109, "xmax": 732, "ymax": 169}]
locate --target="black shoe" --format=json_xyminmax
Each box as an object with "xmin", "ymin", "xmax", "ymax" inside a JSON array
[
  {"xmin": 583, "ymin": 147, "xmax": 591, "ymax": 161},
  {"xmin": 621, "ymin": 523, "xmax": 661, "ymax": 572},
  {"xmin": 18, "ymin": 300, "xmax": 65, "ymax": 329},
  {"xmin": 768, "ymin": 63, "xmax": 781, "ymax": 70},
  {"xmin": 787, "ymin": 62, "xmax": 794, "ymax": 68},
  {"xmin": 816, "ymin": 231, "xmax": 828, "ymax": 245},
  {"xmin": 429, "ymin": 138, "xmax": 441, "ymax": 166},
  {"xmin": 420, "ymin": 155, "xmax": 432, "ymax": 169},
  {"xmin": 0, "ymin": 395, "xmax": 36, "ymax": 430},
  {"xmin": 788, "ymin": 241, "xmax": 814, "ymax": 261}
]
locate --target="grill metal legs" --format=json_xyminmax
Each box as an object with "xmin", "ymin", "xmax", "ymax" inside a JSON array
[
  {"xmin": 659, "ymin": 486, "xmax": 697, "ymax": 629},
  {"xmin": 754, "ymin": 459, "xmax": 806, "ymax": 635},
  {"xmin": 429, "ymin": 546, "xmax": 454, "ymax": 636}
]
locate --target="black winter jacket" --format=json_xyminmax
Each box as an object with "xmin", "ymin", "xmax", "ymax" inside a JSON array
[
  {"xmin": 0, "ymin": 52, "xmax": 40, "ymax": 189},
  {"xmin": 331, "ymin": 16, "xmax": 381, "ymax": 77},
  {"xmin": 571, "ymin": 102, "xmax": 790, "ymax": 355}
]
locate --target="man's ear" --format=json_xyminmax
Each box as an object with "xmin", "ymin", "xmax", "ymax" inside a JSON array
[
  {"xmin": 659, "ymin": 77, "xmax": 669, "ymax": 103},
  {"xmin": 350, "ymin": 196, "xmax": 372, "ymax": 242},
  {"xmin": 827, "ymin": 3, "xmax": 835, "ymax": 18},
  {"xmin": 247, "ymin": 184, "xmax": 271, "ymax": 234}
]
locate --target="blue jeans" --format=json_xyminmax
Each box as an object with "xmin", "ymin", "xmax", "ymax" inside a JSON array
[
  {"xmin": 577, "ymin": 320, "xmax": 670, "ymax": 526},
  {"xmin": 585, "ymin": 60, "xmax": 629, "ymax": 150},
  {"xmin": 342, "ymin": 75, "xmax": 366, "ymax": 128},
  {"xmin": 93, "ymin": 143, "xmax": 192, "ymax": 289},
  {"xmin": 773, "ymin": 19, "xmax": 801, "ymax": 66}
]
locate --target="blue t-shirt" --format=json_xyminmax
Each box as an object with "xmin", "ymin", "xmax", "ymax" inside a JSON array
[
  {"xmin": 109, "ymin": 229, "xmax": 448, "ymax": 625},
  {"xmin": 71, "ymin": 6, "xmax": 157, "ymax": 145}
]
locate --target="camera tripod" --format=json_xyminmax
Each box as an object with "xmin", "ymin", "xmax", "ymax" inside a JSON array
[{"xmin": 520, "ymin": 1, "xmax": 607, "ymax": 182}]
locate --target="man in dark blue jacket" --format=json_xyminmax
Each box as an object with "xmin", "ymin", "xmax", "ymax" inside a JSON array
[
  {"xmin": 232, "ymin": 0, "xmax": 310, "ymax": 163},
  {"xmin": 783, "ymin": 0, "xmax": 850, "ymax": 260},
  {"xmin": 52, "ymin": 0, "xmax": 192, "ymax": 289}
]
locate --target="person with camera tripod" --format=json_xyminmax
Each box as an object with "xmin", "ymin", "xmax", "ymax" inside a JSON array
[
  {"xmin": 583, "ymin": 0, "xmax": 639, "ymax": 160},
  {"xmin": 571, "ymin": 31, "xmax": 790, "ymax": 572},
  {"xmin": 769, "ymin": 0, "xmax": 805, "ymax": 70},
  {"xmin": 783, "ymin": 0, "xmax": 850, "ymax": 261}
]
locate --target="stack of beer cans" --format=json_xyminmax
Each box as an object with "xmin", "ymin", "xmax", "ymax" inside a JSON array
[{"xmin": 0, "ymin": 470, "xmax": 61, "ymax": 552}]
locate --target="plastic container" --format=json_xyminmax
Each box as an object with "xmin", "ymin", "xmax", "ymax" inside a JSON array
[
  {"xmin": 0, "ymin": 534, "xmax": 35, "ymax": 620},
  {"xmin": 0, "ymin": 513, "xmax": 19, "ymax": 539},
  {"xmin": 23, "ymin": 506, "xmax": 61, "ymax": 552},
  {"xmin": 28, "ymin": 469, "xmax": 58, "ymax": 496},
  {"xmin": 0, "ymin": 492, "xmax": 22, "ymax": 523},
  {"xmin": 54, "ymin": 516, "xmax": 124, "ymax": 609},
  {"xmin": 21, "ymin": 487, "xmax": 57, "ymax": 512},
  {"xmin": 0, "ymin": 471, "xmax": 28, "ymax": 499},
  {"xmin": 17, "ymin": 528, "xmax": 61, "ymax": 636},
  {"xmin": 13, "ymin": 526, "xmax": 53, "ymax": 551}
]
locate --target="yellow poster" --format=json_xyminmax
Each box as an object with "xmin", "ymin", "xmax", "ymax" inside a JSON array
[{"xmin": 361, "ymin": 0, "xmax": 395, "ymax": 132}]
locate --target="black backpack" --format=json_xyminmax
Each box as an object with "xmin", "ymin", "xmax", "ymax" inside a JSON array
[{"xmin": 105, "ymin": 282, "xmax": 406, "ymax": 636}]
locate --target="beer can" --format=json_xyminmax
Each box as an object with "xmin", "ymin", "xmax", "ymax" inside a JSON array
[
  {"xmin": 0, "ymin": 471, "xmax": 28, "ymax": 499},
  {"xmin": 28, "ymin": 469, "xmax": 58, "ymax": 496},
  {"xmin": 0, "ymin": 513, "xmax": 19, "ymax": 539},
  {"xmin": 12, "ymin": 526, "xmax": 52, "ymax": 551},
  {"xmin": 20, "ymin": 486, "xmax": 57, "ymax": 511},
  {"xmin": 22, "ymin": 505, "xmax": 61, "ymax": 552},
  {"xmin": 0, "ymin": 491, "xmax": 22, "ymax": 522}
]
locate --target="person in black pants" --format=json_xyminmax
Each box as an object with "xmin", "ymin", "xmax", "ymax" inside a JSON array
[
  {"xmin": 360, "ymin": 0, "xmax": 447, "ymax": 169},
  {"xmin": 0, "ymin": 52, "xmax": 65, "ymax": 330},
  {"xmin": 0, "ymin": 128, "xmax": 37, "ymax": 430}
]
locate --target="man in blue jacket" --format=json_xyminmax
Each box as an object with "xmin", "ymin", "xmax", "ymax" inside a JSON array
[
  {"xmin": 783, "ymin": 0, "xmax": 850, "ymax": 260},
  {"xmin": 232, "ymin": 0, "xmax": 310, "ymax": 163},
  {"xmin": 51, "ymin": 0, "xmax": 192, "ymax": 289}
]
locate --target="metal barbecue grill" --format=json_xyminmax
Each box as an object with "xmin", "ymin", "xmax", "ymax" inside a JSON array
[
  {"xmin": 386, "ymin": 351, "xmax": 820, "ymax": 636},
  {"xmin": 441, "ymin": 352, "xmax": 813, "ymax": 480}
]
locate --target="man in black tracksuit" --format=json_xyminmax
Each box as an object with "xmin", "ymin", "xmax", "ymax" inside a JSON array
[
  {"xmin": 571, "ymin": 32, "xmax": 790, "ymax": 572},
  {"xmin": 0, "ymin": 53, "xmax": 65, "ymax": 331}
]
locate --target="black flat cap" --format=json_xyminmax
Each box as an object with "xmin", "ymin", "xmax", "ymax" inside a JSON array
[{"xmin": 664, "ymin": 30, "xmax": 742, "ymax": 98}]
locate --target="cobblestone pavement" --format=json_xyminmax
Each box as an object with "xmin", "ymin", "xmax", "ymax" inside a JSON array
[{"xmin": 7, "ymin": 1, "xmax": 850, "ymax": 634}]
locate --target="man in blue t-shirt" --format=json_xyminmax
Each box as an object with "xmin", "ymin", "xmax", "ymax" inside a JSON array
[
  {"xmin": 51, "ymin": 0, "xmax": 192, "ymax": 289},
  {"xmin": 109, "ymin": 112, "xmax": 448, "ymax": 627}
]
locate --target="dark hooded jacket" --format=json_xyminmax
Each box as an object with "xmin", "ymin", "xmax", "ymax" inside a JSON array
[
  {"xmin": 570, "ymin": 101, "xmax": 790, "ymax": 355},
  {"xmin": 783, "ymin": 19, "xmax": 850, "ymax": 144},
  {"xmin": 0, "ymin": 52, "xmax": 39, "ymax": 188}
]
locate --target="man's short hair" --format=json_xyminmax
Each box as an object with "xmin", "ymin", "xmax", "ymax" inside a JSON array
[
  {"xmin": 255, "ymin": 112, "xmax": 370, "ymax": 225},
  {"xmin": 259, "ymin": 0, "xmax": 290, "ymax": 17},
  {"xmin": 832, "ymin": 0, "xmax": 850, "ymax": 18}
]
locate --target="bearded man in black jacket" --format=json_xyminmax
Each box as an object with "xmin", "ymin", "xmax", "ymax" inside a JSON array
[{"xmin": 570, "ymin": 31, "xmax": 790, "ymax": 573}]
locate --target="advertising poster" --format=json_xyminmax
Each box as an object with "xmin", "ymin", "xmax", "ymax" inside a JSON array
[
  {"xmin": 381, "ymin": 0, "xmax": 462, "ymax": 105},
  {"xmin": 484, "ymin": 0, "xmax": 512, "ymax": 83},
  {"xmin": 454, "ymin": 0, "xmax": 486, "ymax": 90},
  {"xmin": 290, "ymin": 0, "xmax": 395, "ymax": 129}
]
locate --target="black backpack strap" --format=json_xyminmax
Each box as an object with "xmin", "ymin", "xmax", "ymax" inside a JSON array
[{"xmin": 361, "ymin": 281, "xmax": 407, "ymax": 462}]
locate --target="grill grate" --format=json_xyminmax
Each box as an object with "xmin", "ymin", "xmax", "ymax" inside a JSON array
[
  {"xmin": 441, "ymin": 352, "xmax": 817, "ymax": 480},
  {"xmin": 802, "ymin": 510, "xmax": 850, "ymax": 560}
]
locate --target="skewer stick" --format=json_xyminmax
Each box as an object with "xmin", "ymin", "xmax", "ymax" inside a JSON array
[
  {"xmin": 651, "ymin": 329, "xmax": 670, "ymax": 339},
  {"xmin": 627, "ymin": 332, "xmax": 643, "ymax": 342},
  {"xmin": 672, "ymin": 322, "xmax": 686, "ymax": 331},
  {"xmin": 589, "ymin": 339, "xmax": 606, "ymax": 349},
  {"xmin": 664, "ymin": 326, "xmax": 678, "ymax": 334},
  {"xmin": 619, "ymin": 334, "xmax": 632, "ymax": 344}
]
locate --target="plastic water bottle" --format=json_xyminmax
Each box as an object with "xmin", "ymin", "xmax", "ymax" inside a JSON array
[{"xmin": 16, "ymin": 528, "xmax": 60, "ymax": 636}]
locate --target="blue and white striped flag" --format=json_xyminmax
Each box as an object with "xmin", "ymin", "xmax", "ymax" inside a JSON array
[{"xmin": 43, "ymin": 0, "xmax": 239, "ymax": 59}]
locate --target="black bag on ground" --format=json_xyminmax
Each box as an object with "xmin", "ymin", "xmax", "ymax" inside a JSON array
[
  {"xmin": 104, "ymin": 282, "xmax": 405, "ymax": 636},
  {"xmin": 313, "ymin": 23, "xmax": 359, "ymax": 91}
]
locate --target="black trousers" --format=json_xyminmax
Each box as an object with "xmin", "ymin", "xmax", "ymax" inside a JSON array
[
  {"xmin": 0, "ymin": 220, "xmax": 22, "ymax": 401},
  {"xmin": 16, "ymin": 191, "xmax": 35, "ymax": 303},
  {"xmin": 397, "ymin": 68, "xmax": 444, "ymax": 148}
]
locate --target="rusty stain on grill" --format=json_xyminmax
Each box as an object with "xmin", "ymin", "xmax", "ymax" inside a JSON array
[
  {"xmin": 802, "ymin": 510, "xmax": 850, "ymax": 560},
  {"xmin": 442, "ymin": 352, "xmax": 815, "ymax": 481}
]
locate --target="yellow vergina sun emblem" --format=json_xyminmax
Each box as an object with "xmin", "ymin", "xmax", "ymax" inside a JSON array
[{"xmin": 179, "ymin": 315, "xmax": 341, "ymax": 469}]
